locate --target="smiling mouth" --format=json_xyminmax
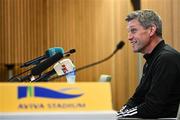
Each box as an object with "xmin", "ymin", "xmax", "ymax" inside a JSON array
[{"xmin": 131, "ymin": 41, "xmax": 137, "ymax": 46}]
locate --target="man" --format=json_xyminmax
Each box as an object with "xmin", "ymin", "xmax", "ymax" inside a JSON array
[{"xmin": 117, "ymin": 9, "xmax": 180, "ymax": 118}]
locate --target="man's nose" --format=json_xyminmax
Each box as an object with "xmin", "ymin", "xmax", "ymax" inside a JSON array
[{"xmin": 128, "ymin": 33, "xmax": 133, "ymax": 40}]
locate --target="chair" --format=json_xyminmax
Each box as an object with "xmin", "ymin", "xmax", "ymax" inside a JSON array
[{"xmin": 177, "ymin": 103, "xmax": 180, "ymax": 120}]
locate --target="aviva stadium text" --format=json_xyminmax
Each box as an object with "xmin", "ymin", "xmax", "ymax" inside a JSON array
[{"xmin": 18, "ymin": 103, "xmax": 86, "ymax": 110}]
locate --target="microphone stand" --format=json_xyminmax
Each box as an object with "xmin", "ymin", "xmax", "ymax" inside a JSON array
[
  {"xmin": 32, "ymin": 70, "xmax": 56, "ymax": 82},
  {"xmin": 8, "ymin": 67, "xmax": 33, "ymax": 82}
]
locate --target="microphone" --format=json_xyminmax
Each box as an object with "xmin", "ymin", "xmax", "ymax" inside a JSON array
[
  {"xmin": 53, "ymin": 59, "xmax": 75, "ymax": 75},
  {"xmin": 50, "ymin": 41, "xmax": 125, "ymax": 81},
  {"xmin": 32, "ymin": 41, "xmax": 124, "ymax": 82},
  {"xmin": 32, "ymin": 59, "xmax": 76, "ymax": 82},
  {"xmin": 20, "ymin": 47, "xmax": 64, "ymax": 68},
  {"xmin": 64, "ymin": 49, "xmax": 76, "ymax": 57},
  {"xmin": 54, "ymin": 59, "xmax": 76, "ymax": 83},
  {"xmin": 31, "ymin": 49, "xmax": 76, "ymax": 76},
  {"xmin": 9, "ymin": 48, "xmax": 75, "ymax": 82},
  {"xmin": 9, "ymin": 53, "xmax": 64, "ymax": 82}
]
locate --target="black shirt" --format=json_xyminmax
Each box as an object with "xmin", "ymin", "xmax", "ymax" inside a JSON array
[{"xmin": 118, "ymin": 40, "xmax": 180, "ymax": 118}]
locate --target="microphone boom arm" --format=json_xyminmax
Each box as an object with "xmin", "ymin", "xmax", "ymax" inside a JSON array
[{"xmin": 75, "ymin": 49, "xmax": 117, "ymax": 73}]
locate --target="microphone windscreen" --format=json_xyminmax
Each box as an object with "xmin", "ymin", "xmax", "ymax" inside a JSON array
[
  {"xmin": 46, "ymin": 47, "xmax": 64, "ymax": 57},
  {"xmin": 31, "ymin": 53, "xmax": 63, "ymax": 76},
  {"xmin": 116, "ymin": 41, "xmax": 125, "ymax": 50},
  {"xmin": 69, "ymin": 49, "xmax": 76, "ymax": 54}
]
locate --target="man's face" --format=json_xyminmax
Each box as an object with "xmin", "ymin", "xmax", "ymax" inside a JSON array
[{"xmin": 127, "ymin": 19, "xmax": 151, "ymax": 53}]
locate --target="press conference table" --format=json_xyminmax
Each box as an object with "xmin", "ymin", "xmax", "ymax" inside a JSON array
[
  {"xmin": 1, "ymin": 111, "xmax": 116, "ymax": 120},
  {"xmin": 0, "ymin": 83, "xmax": 178, "ymax": 120},
  {"xmin": 0, "ymin": 111, "xmax": 176, "ymax": 120}
]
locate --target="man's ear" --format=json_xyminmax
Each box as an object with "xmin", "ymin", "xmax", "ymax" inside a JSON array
[{"xmin": 149, "ymin": 24, "xmax": 157, "ymax": 37}]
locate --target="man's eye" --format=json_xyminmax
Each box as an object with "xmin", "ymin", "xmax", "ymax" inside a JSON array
[{"xmin": 129, "ymin": 28, "xmax": 137, "ymax": 33}]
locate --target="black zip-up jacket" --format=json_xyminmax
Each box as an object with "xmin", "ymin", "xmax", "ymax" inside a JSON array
[{"xmin": 118, "ymin": 40, "xmax": 180, "ymax": 118}]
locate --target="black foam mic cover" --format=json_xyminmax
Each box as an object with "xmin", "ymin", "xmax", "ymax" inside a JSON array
[
  {"xmin": 116, "ymin": 41, "xmax": 125, "ymax": 50},
  {"xmin": 31, "ymin": 53, "xmax": 63, "ymax": 76}
]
